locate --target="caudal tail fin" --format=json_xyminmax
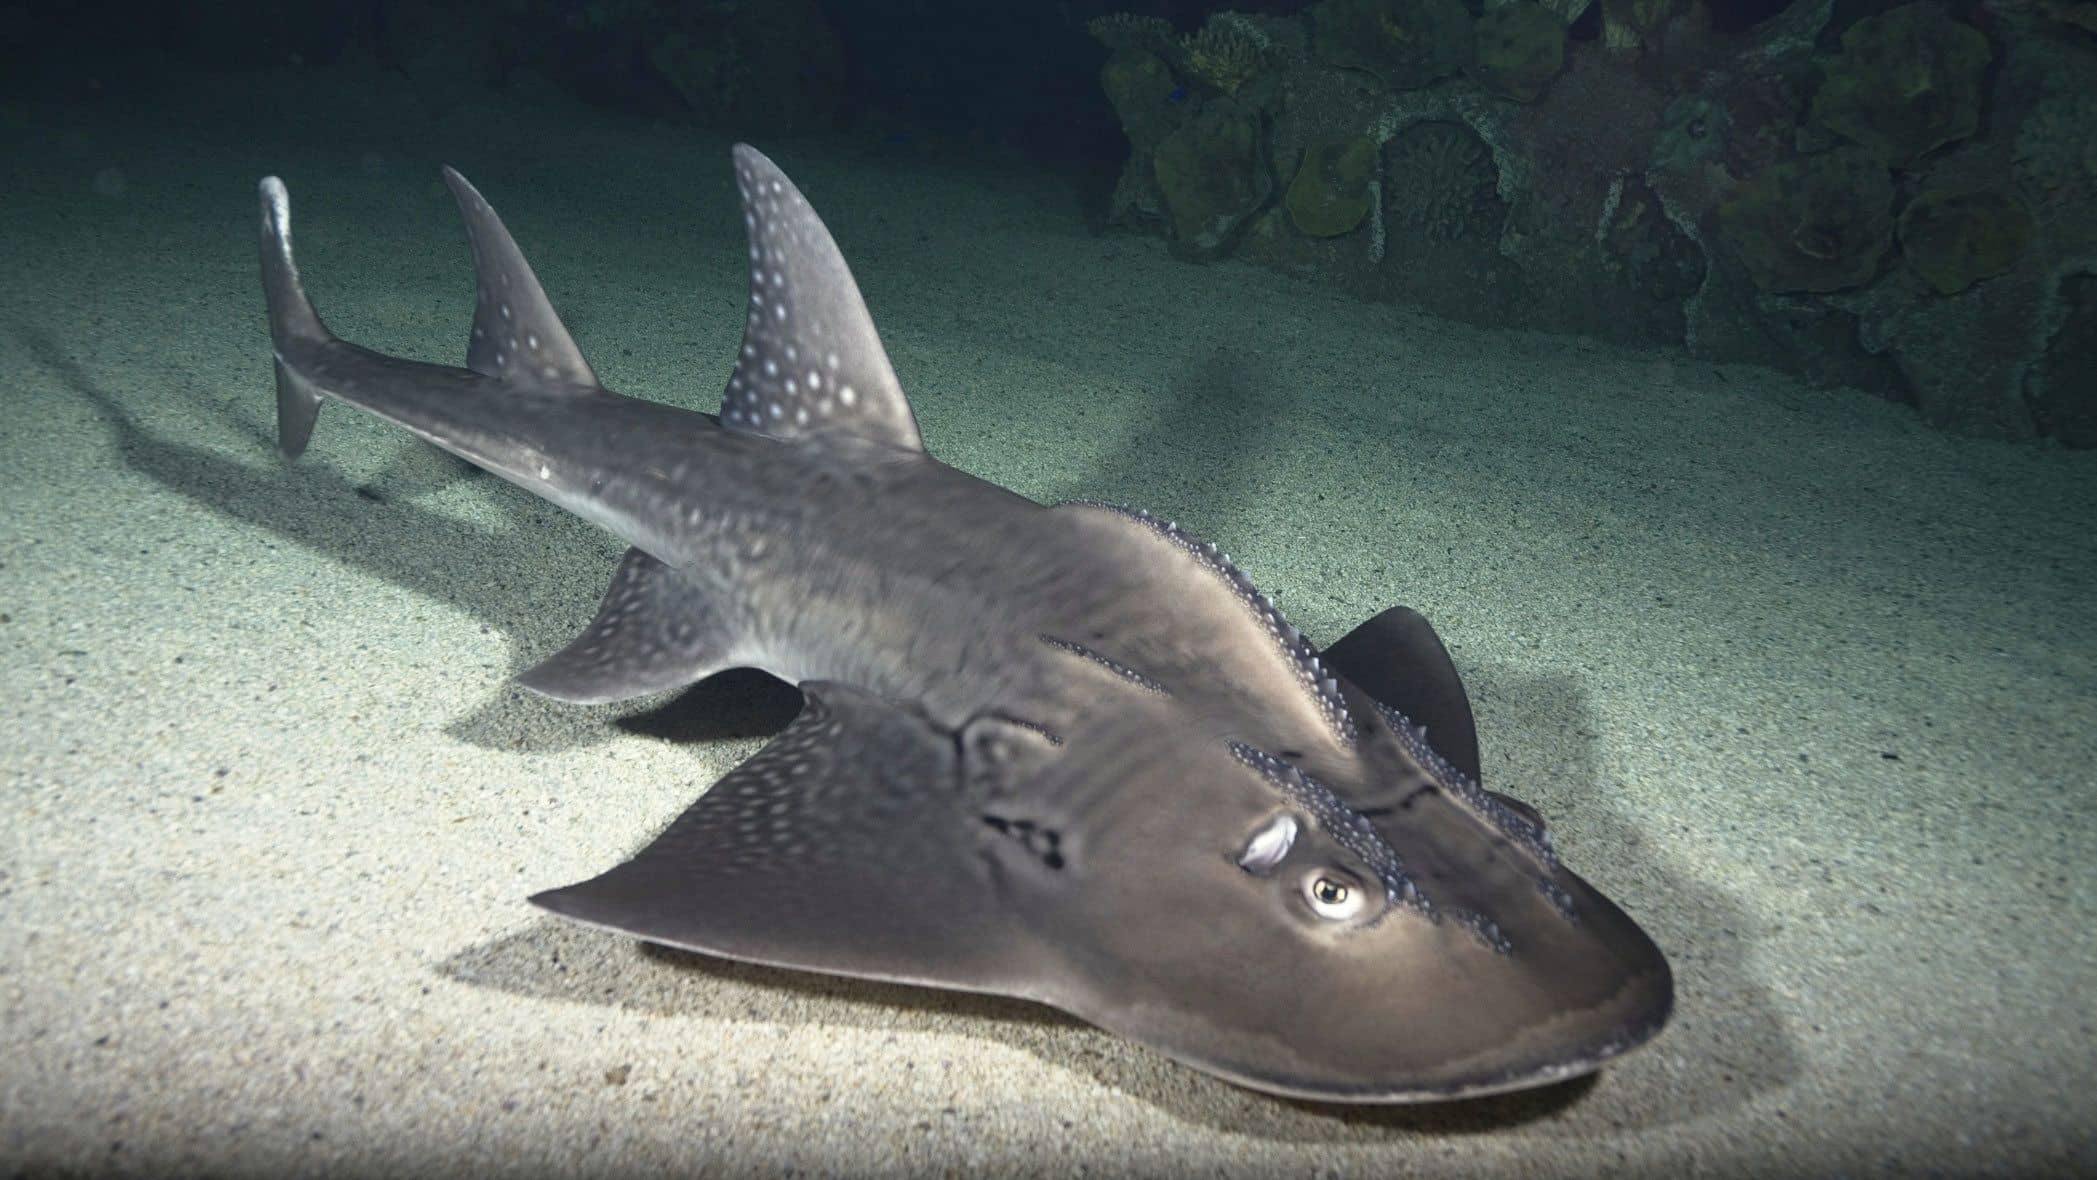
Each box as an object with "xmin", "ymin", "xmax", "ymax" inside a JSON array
[{"xmin": 257, "ymin": 176, "xmax": 330, "ymax": 459}]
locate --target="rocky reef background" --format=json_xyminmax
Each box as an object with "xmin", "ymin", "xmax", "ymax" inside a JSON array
[
  {"xmin": 5, "ymin": 0, "xmax": 2091, "ymax": 444},
  {"xmin": 1090, "ymin": 0, "xmax": 2097, "ymax": 446}
]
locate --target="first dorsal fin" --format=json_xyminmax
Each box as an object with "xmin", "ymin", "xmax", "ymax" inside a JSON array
[
  {"xmin": 719, "ymin": 144, "xmax": 923, "ymax": 452},
  {"xmin": 440, "ymin": 166, "xmax": 599, "ymax": 393},
  {"xmin": 1322, "ymin": 606, "xmax": 1482, "ymax": 784}
]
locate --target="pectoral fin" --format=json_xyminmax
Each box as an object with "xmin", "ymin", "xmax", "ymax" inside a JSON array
[{"xmin": 530, "ymin": 681, "xmax": 1044, "ymax": 995}]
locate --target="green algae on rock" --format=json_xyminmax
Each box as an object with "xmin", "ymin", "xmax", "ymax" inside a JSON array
[
  {"xmin": 1897, "ymin": 190, "xmax": 2034, "ymax": 296},
  {"xmin": 1718, "ymin": 148, "xmax": 1895, "ymax": 293},
  {"xmin": 1469, "ymin": 3, "xmax": 1566, "ymax": 104},
  {"xmin": 1288, "ymin": 137, "xmax": 1379, "ymax": 237},
  {"xmin": 1310, "ymin": 0, "xmax": 1474, "ymax": 92},
  {"xmin": 1806, "ymin": 1, "xmax": 1992, "ymax": 168},
  {"xmin": 1154, "ymin": 103, "xmax": 1272, "ymax": 257},
  {"xmin": 1100, "ymin": 49, "xmax": 1187, "ymax": 155}
]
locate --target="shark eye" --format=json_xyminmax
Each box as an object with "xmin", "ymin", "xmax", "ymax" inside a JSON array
[{"xmin": 1303, "ymin": 869, "xmax": 1368, "ymax": 921}]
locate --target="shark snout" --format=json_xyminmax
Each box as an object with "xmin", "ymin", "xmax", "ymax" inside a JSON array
[
  {"xmin": 1037, "ymin": 757, "xmax": 1673, "ymax": 1103},
  {"xmin": 1069, "ymin": 858, "xmax": 1673, "ymax": 1103},
  {"xmin": 1302, "ymin": 862, "xmax": 1674, "ymax": 1101}
]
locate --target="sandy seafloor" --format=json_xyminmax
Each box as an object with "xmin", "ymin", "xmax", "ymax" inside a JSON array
[{"xmin": 2, "ymin": 61, "xmax": 2092, "ymax": 1179}]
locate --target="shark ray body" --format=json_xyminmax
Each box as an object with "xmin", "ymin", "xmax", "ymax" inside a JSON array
[{"xmin": 255, "ymin": 146, "xmax": 1671, "ymax": 1103}]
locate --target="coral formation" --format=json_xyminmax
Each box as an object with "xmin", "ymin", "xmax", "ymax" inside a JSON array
[
  {"xmin": 2014, "ymin": 94, "xmax": 2097, "ymax": 194},
  {"xmin": 1100, "ymin": 49, "xmax": 1186, "ymax": 154},
  {"xmin": 1649, "ymin": 93, "xmax": 1731, "ymax": 177},
  {"xmin": 1600, "ymin": 178, "xmax": 1707, "ymax": 305},
  {"xmin": 1469, "ymin": 2, "xmax": 1566, "ymax": 103},
  {"xmin": 1718, "ymin": 148, "xmax": 1895, "ymax": 293},
  {"xmin": 1897, "ymin": 190, "xmax": 2035, "ymax": 295},
  {"xmin": 1153, "ymin": 102, "xmax": 1272, "ymax": 257},
  {"xmin": 1806, "ymin": 2, "xmax": 1992, "ymax": 167},
  {"xmin": 1535, "ymin": 0, "xmax": 1596, "ymax": 25},
  {"xmin": 1310, "ymin": 0, "xmax": 1474, "ymax": 92},
  {"xmin": 1383, "ymin": 120, "xmax": 1501, "ymax": 243},
  {"xmin": 1087, "ymin": 0, "xmax": 2097, "ymax": 445},
  {"xmin": 1287, "ymin": 137, "xmax": 1379, "ymax": 237},
  {"xmin": 1598, "ymin": 0, "xmax": 1678, "ymax": 51},
  {"xmin": 1087, "ymin": 13, "xmax": 1175, "ymax": 56},
  {"xmin": 1178, "ymin": 14, "xmax": 1269, "ymax": 95},
  {"xmin": 2031, "ymin": 274, "xmax": 2097, "ymax": 446}
]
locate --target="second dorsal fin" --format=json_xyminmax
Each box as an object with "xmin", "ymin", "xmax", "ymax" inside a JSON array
[
  {"xmin": 440, "ymin": 167, "xmax": 599, "ymax": 392},
  {"xmin": 719, "ymin": 145, "xmax": 923, "ymax": 453}
]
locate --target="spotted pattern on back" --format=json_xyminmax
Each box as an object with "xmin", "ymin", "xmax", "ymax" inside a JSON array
[
  {"xmin": 721, "ymin": 145, "xmax": 923, "ymax": 452},
  {"xmin": 1062, "ymin": 501, "xmax": 1356, "ymax": 746},
  {"xmin": 440, "ymin": 167, "xmax": 599, "ymax": 391},
  {"xmin": 647, "ymin": 685, "xmax": 948, "ymax": 878}
]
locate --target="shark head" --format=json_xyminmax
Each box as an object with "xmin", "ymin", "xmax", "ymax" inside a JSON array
[
  {"xmin": 909, "ymin": 505, "xmax": 1674, "ymax": 1102},
  {"xmin": 257, "ymin": 143, "xmax": 1672, "ymax": 1103},
  {"xmin": 987, "ymin": 684, "xmax": 1673, "ymax": 1102}
]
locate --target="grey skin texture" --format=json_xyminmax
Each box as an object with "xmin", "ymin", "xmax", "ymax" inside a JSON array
[{"xmin": 256, "ymin": 145, "xmax": 1672, "ymax": 1103}]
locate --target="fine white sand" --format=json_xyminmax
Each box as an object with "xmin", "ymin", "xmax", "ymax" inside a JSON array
[{"xmin": 3, "ymin": 62, "xmax": 2092, "ymax": 1177}]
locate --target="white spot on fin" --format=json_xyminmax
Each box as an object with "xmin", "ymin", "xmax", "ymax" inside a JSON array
[{"xmin": 715, "ymin": 144, "xmax": 923, "ymax": 453}]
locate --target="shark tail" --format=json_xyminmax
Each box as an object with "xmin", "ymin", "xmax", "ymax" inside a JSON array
[{"xmin": 257, "ymin": 176, "xmax": 330, "ymax": 459}]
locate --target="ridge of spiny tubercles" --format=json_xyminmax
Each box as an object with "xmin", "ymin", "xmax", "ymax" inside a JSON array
[
  {"xmin": 1039, "ymin": 635, "xmax": 1169, "ymax": 695},
  {"xmin": 1372, "ymin": 698, "xmax": 1577, "ymax": 920},
  {"xmin": 1230, "ymin": 742, "xmax": 1430, "ymax": 920},
  {"xmin": 1063, "ymin": 501, "xmax": 1356, "ymax": 746},
  {"xmin": 1232, "ymin": 742, "xmax": 1517, "ymax": 952}
]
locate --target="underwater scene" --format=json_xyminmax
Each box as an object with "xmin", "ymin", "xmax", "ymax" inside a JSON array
[{"xmin": 2, "ymin": 0, "xmax": 2091, "ymax": 1175}]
